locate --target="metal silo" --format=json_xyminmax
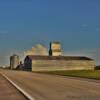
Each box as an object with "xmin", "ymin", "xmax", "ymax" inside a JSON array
[{"xmin": 10, "ymin": 54, "xmax": 19, "ymax": 69}]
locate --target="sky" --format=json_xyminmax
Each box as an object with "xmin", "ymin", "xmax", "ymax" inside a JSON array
[{"xmin": 0, "ymin": 0, "xmax": 100, "ymax": 65}]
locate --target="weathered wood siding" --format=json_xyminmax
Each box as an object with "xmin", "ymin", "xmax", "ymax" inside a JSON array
[{"xmin": 32, "ymin": 60, "xmax": 95, "ymax": 71}]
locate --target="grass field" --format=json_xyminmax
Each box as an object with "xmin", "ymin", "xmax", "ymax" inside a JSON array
[{"xmin": 40, "ymin": 70, "xmax": 100, "ymax": 80}]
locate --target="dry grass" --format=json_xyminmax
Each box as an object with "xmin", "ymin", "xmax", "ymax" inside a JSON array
[{"xmin": 40, "ymin": 70, "xmax": 100, "ymax": 80}]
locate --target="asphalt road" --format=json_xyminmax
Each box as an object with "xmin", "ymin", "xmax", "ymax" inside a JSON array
[
  {"xmin": 0, "ymin": 73, "xmax": 27, "ymax": 100},
  {"xmin": 0, "ymin": 69, "xmax": 100, "ymax": 100}
]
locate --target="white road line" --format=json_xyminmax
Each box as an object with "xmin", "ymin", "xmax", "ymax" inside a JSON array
[{"xmin": 1, "ymin": 73, "xmax": 35, "ymax": 100}]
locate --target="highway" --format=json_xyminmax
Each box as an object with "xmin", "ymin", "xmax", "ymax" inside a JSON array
[
  {"xmin": 0, "ymin": 69, "xmax": 100, "ymax": 100},
  {"xmin": 0, "ymin": 72, "xmax": 27, "ymax": 100}
]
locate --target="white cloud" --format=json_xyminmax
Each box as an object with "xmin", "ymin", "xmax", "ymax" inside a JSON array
[{"xmin": 24, "ymin": 44, "xmax": 48, "ymax": 56}]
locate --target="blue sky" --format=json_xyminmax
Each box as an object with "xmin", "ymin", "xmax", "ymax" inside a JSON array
[{"xmin": 0, "ymin": 0, "xmax": 100, "ymax": 65}]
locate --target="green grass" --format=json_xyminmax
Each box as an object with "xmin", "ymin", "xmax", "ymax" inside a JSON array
[{"xmin": 40, "ymin": 70, "xmax": 100, "ymax": 80}]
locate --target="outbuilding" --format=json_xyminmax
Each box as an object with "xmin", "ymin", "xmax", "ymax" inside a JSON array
[{"xmin": 24, "ymin": 55, "xmax": 95, "ymax": 71}]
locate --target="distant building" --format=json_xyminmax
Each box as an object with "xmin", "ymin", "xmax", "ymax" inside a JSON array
[
  {"xmin": 16, "ymin": 61, "xmax": 24, "ymax": 70},
  {"xmin": 10, "ymin": 54, "xmax": 19, "ymax": 69},
  {"xmin": 24, "ymin": 42, "xmax": 95, "ymax": 71},
  {"xmin": 24, "ymin": 55, "xmax": 95, "ymax": 71},
  {"xmin": 49, "ymin": 42, "xmax": 61, "ymax": 56}
]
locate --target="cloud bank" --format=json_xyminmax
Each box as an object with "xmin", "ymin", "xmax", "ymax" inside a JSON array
[{"xmin": 24, "ymin": 44, "xmax": 48, "ymax": 56}]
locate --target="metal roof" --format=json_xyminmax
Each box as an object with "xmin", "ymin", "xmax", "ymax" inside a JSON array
[{"xmin": 26, "ymin": 55, "xmax": 93, "ymax": 61}]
